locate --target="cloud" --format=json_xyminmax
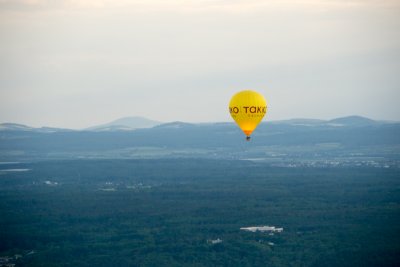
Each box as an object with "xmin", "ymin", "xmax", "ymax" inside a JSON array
[
  {"xmin": 1, "ymin": 0, "xmax": 399, "ymax": 12},
  {"xmin": 0, "ymin": 0, "xmax": 399, "ymax": 127}
]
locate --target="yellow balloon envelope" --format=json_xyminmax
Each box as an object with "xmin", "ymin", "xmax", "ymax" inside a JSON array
[{"xmin": 229, "ymin": 90, "xmax": 267, "ymax": 140}]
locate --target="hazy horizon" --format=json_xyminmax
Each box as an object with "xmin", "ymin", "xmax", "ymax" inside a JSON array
[
  {"xmin": 1, "ymin": 114, "xmax": 397, "ymax": 130},
  {"xmin": 1, "ymin": 0, "xmax": 399, "ymax": 128}
]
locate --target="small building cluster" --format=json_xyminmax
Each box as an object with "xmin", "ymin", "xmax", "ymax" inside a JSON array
[
  {"xmin": 208, "ymin": 238, "xmax": 223, "ymax": 245},
  {"xmin": 240, "ymin": 226, "xmax": 283, "ymax": 233},
  {"xmin": 0, "ymin": 255, "xmax": 21, "ymax": 267}
]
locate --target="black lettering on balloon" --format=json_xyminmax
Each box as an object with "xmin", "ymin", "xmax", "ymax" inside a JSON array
[{"xmin": 230, "ymin": 107, "xmax": 239, "ymax": 114}]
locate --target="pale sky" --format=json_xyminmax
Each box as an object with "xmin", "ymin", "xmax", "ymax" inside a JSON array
[{"xmin": 0, "ymin": 0, "xmax": 399, "ymax": 128}]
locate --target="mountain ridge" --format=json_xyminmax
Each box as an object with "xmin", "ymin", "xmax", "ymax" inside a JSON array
[
  {"xmin": 0, "ymin": 115, "xmax": 397, "ymax": 132},
  {"xmin": 0, "ymin": 115, "xmax": 399, "ymax": 162},
  {"xmin": 85, "ymin": 116, "xmax": 162, "ymax": 131}
]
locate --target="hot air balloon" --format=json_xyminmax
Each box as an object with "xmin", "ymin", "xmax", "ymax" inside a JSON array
[{"xmin": 229, "ymin": 90, "xmax": 268, "ymax": 141}]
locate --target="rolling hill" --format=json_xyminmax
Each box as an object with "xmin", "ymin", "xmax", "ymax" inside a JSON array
[{"xmin": 0, "ymin": 116, "xmax": 399, "ymax": 165}]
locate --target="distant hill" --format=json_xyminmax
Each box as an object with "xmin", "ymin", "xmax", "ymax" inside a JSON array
[
  {"xmin": 270, "ymin": 116, "xmax": 384, "ymax": 127},
  {"xmin": 85, "ymin": 116, "xmax": 162, "ymax": 131},
  {"xmin": 327, "ymin": 116, "xmax": 377, "ymax": 126},
  {"xmin": 269, "ymin": 118, "xmax": 325, "ymax": 126},
  {"xmin": 154, "ymin": 121, "xmax": 195, "ymax": 129},
  {"xmin": 0, "ymin": 123, "xmax": 72, "ymax": 133},
  {"xmin": 0, "ymin": 116, "xmax": 400, "ymax": 162},
  {"xmin": 0, "ymin": 123, "xmax": 33, "ymax": 131},
  {"xmin": 0, "ymin": 116, "xmax": 389, "ymax": 133}
]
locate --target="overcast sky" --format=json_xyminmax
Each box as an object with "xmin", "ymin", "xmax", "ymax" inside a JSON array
[{"xmin": 0, "ymin": 0, "xmax": 399, "ymax": 128}]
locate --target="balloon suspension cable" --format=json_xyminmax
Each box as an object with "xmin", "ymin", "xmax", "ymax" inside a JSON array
[{"xmin": 246, "ymin": 136, "xmax": 251, "ymax": 141}]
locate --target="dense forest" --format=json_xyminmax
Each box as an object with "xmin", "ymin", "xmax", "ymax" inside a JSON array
[{"xmin": 0, "ymin": 159, "xmax": 399, "ymax": 266}]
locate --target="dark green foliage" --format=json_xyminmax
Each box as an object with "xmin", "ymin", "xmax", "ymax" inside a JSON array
[{"xmin": 0, "ymin": 159, "xmax": 399, "ymax": 266}]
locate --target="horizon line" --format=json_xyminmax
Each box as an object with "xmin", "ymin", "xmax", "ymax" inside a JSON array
[{"xmin": 1, "ymin": 115, "xmax": 399, "ymax": 130}]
